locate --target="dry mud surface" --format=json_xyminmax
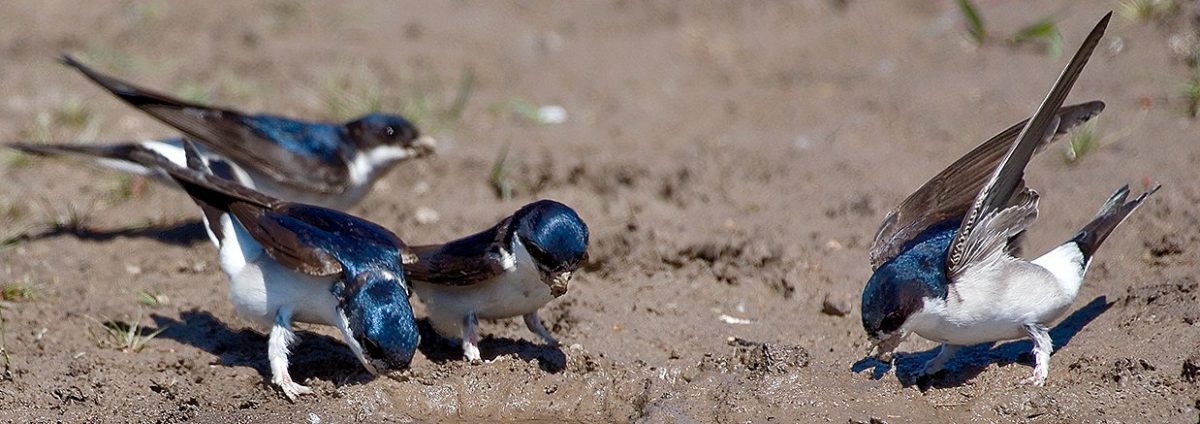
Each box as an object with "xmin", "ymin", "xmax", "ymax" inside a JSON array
[{"xmin": 1, "ymin": 1, "xmax": 1198, "ymax": 422}]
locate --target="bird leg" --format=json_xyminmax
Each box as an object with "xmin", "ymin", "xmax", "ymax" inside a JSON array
[
  {"xmin": 1021, "ymin": 323, "xmax": 1053, "ymax": 386},
  {"xmin": 920, "ymin": 344, "xmax": 961, "ymax": 377},
  {"xmin": 523, "ymin": 312, "xmax": 559, "ymax": 347},
  {"xmin": 462, "ymin": 311, "xmax": 481, "ymax": 362},
  {"xmin": 268, "ymin": 307, "xmax": 312, "ymax": 401}
]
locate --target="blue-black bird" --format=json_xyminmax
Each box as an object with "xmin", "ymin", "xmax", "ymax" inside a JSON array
[
  {"xmin": 861, "ymin": 13, "xmax": 1158, "ymax": 386},
  {"xmin": 404, "ymin": 200, "xmax": 589, "ymax": 361},
  {"xmin": 9, "ymin": 55, "xmax": 435, "ymax": 210},
  {"xmin": 128, "ymin": 140, "xmax": 420, "ymax": 400}
]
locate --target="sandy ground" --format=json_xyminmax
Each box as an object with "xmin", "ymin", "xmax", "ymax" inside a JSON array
[{"xmin": 0, "ymin": 1, "xmax": 1198, "ymax": 422}]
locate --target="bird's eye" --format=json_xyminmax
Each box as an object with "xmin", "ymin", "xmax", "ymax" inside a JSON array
[
  {"xmin": 384, "ymin": 126, "xmax": 396, "ymax": 137},
  {"xmin": 880, "ymin": 312, "xmax": 905, "ymax": 334}
]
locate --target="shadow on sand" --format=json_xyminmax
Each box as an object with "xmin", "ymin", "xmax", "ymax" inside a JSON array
[
  {"xmin": 851, "ymin": 296, "xmax": 1113, "ymax": 389},
  {"xmin": 12, "ymin": 220, "xmax": 208, "ymax": 247},
  {"xmin": 150, "ymin": 310, "xmax": 568, "ymax": 388},
  {"xmin": 414, "ymin": 319, "xmax": 567, "ymax": 373}
]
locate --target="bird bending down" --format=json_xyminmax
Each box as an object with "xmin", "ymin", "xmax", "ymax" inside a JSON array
[
  {"xmin": 861, "ymin": 13, "xmax": 1159, "ymax": 386},
  {"xmin": 129, "ymin": 140, "xmax": 420, "ymax": 400},
  {"xmin": 404, "ymin": 200, "xmax": 589, "ymax": 361}
]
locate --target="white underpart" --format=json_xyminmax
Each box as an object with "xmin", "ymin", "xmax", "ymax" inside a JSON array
[
  {"xmin": 207, "ymin": 210, "xmax": 370, "ymax": 395},
  {"xmin": 905, "ymin": 242, "xmax": 1087, "ymax": 347},
  {"xmin": 214, "ymin": 213, "xmax": 341, "ymax": 328},
  {"xmin": 411, "ymin": 237, "xmax": 558, "ymax": 346},
  {"xmin": 89, "ymin": 139, "xmax": 257, "ymax": 191},
  {"xmin": 347, "ymin": 145, "xmax": 415, "ymax": 187}
]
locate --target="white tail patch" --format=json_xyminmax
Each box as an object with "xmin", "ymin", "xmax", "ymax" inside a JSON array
[{"xmin": 1031, "ymin": 243, "xmax": 1087, "ymax": 299}]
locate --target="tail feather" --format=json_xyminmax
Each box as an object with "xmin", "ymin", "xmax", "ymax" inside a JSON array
[
  {"xmin": 1071, "ymin": 184, "xmax": 1161, "ymax": 262},
  {"xmin": 9, "ymin": 142, "xmax": 139, "ymax": 162},
  {"xmin": 59, "ymin": 54, "xmax": 195, "ymax": 110},
  {"xmin": 8, "ymin": 141, "xmax": 174, "ymax": 177}
]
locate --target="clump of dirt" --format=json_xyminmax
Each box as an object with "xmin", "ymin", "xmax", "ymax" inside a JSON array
[
  {"xmin": 698, "ymin": 338, "xmax": 810, "ymax": 376},
  {"xmin": 1181, "ymin": 354, "xmax": 1200, "ymax": 383},
  {"xmin": 666, "ymin": 236, "xmax": 796, "ymax": 296}
]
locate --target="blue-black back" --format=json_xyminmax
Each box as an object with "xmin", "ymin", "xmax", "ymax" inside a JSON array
[{"xmin": 239, "ymin": 115, "xmax": 347, "ymax": 165}]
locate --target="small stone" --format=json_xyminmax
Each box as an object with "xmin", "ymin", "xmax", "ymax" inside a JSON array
[
  {"xmin": 537, "ymin": 105, "xmax": 567, "ymax": 124},
  {"xmin": 412, "ymin": 181, "xmax": 431, "ymax": 196},
  {"xmin": 821, "ymin": 295, "xmax": 852, "ymax": 317},
  {"xmin": 414, "ymin": 207, "xmax": 440, "ymax": 225},
  {"xmin": 1182, "ymin": 354, "xmax": 1200, "ymax": 382}
]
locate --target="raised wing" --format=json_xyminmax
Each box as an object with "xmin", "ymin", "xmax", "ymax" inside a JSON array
[
  {"xmin": 403, "ymin": 219, "xmax": 512, "ymax": 286},
  {"xmin": 60, "ymin": 55, "xmax": 351, "ymax": 193},
  {"xmin": 945, "ymin": 13, "xmax": 1110, "ymax": 275},
  {"xmin": 868, "ymin": 101, "xmax": 1104, "ymax": 269},
  {"xmin": 951, "ymin": 188, "xmax": 1040, "ymax": 275}
]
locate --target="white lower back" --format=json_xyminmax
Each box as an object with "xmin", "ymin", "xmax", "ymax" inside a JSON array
[
  {"xmin": 211, "ymin": 211, "xmax": 340, "ymax": 329},
  {"xmin": 908, "ymin": 243, "xmax": 1087, "ymax": 346}
]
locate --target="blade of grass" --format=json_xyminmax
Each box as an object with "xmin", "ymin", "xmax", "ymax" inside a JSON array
[
  {"xmin": 1011, "ymin": 18, "xmax": 1063, "ymax": 58},
  {"xmin": 957, "ymin": 0, "xmax": 986, "ymax": 44},
  {"xmin": 489, "ymin": 141, "xmax": 514, "ymax": 200},
  {"xmin": 445, "ymin": 66, "xmax": 475, "ymax": 122}
]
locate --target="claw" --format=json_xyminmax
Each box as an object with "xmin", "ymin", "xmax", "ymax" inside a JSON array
[{"xmin": 273, "ymin": 375, "xmax": 313, "ymax": 402}]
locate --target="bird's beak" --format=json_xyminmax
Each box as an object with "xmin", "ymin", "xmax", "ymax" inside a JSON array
[
  {"xmin": 548, "ymin": 271, "xmax": 572, "ymax": 298},
  {"xmin": 867, "ymin": 332, "xmax": 904, "ymax": 363},
  {"xmin": 412, "ymin": 135, "xmax": 437, "ymax": 156}
]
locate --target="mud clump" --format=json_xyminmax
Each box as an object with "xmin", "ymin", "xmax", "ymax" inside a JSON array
[
  {"xmin": 1146, "ymin": 234, "xmax": 1186, "ymax": 258},
  {"xmin": 699, "ymin": 338, "xmax": 810, "ymax": 377},
  {"xmin": 1108, "ymin": 357, "xmax": 1157, "ymax": 385},
  {"xmin": 668, "ymin": 238, "xmax": 795, "ymax": 297},
  {"xmin": 1182, "ymin": 354, "xmax": 1200, "ymax": 383}
]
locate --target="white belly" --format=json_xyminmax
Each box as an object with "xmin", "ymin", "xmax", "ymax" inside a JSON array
[
  {"xmin": 214, "ymin": 213, "xmax": 341, "ymax": 329},
  {"xmin": 411, "ymin": 242, "xmax": 555, "ymax": 338},
  {"xmin": 910, "ymin": 256, "xmax": 1081, "ymax": 346}
]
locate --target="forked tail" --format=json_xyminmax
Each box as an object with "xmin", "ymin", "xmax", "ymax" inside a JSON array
[{"xmin": 1071, "ymin": 184, "xmax": 1160, "ymax": 263}]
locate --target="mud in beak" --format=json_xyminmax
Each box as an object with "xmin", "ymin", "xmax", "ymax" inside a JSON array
[
  {"xmin": 411, "ymin": 135, "xmax": 437, "ymax": 156},
  {"xmin": 867, "ymin": 332, "xmax": 904, "ymax": 363},
  {"xmin": 547, "ymin": 271, "xmax": 572, "ymax": 298}
]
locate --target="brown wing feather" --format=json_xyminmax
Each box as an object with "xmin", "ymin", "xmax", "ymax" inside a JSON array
[
  {"xmin": 229, "ymin": 202, "xmax": 344, "ymax": 277},
  {"xmin": 60, "ymin": 55, "xmax": 350, "ymax": 194},
  {"xmin": 868, "ymin": 101, "xmax": 1103, "ymax": 269},
  {"xmin": 403, "ymin": 218, "xmax": 512, "ymax": 286},
  {"xmin": 945, "ymin": 13, "xmax": 1109, "ymax": 274}
]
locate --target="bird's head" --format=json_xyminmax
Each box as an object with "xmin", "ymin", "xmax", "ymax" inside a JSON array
[
  {"xmin": 344, "ymin": 113, "xmax": 436, "ymax": 162},
  {"xmin": 510, "ymin": 200, "xmax": 589, "ymax": 298},
  {"xmin": 340, "ymin": 270, "xmax": 420, "ymax": 373},
  {"xmin": 860, "ymin": 264, "xmax": 928, "ymax": 358},
  {"xmin": 861, "ymin": 223, "xmax": 955, "ymax": 359}
]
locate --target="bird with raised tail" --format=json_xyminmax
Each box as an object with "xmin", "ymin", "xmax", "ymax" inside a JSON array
[
  {"xmin": 404, "ymin": 200, "xmax": 589, "ymax": 361},
  {"xmin": 8, "ymin": 55, "xmax": 435, "ymax": 210},
  {"xmin": 861, "ymin": 12, "xmax": 1159, "ymax": 386},
  {"xmin": 128, "ymin": 140, "xmax": 420, "ymax": 400}
]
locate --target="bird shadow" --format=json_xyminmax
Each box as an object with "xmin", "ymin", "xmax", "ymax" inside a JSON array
[
  {"xmin": 14, "ymin": 219, "xmax": 208, "ymax": 247},
  {"xmin": 415, "ymin": 319, "xmax": 568, "ymax": 373},
  {"xmin": 851, "ymin": 296, "xmax": 1113, "ymax": 389},
  {"xmin": 151, "ymin": 310, "xmax": 373, "ymax": 387}
]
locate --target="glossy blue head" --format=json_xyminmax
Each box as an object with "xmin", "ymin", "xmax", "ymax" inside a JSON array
[
  {"xmin": 340, "ymin": 271, "xmax": 419, "ymax": 372},
  {"xmin": 861, "ymin": 224, "xmax": 955, "ymax": 350},
  {"xmin": 510, "ymin": 199, "xmax": 590, "ymax": 297},
  {"xmin": 343, "ymin": 113, "xmax": 435, "ymax": 156}
]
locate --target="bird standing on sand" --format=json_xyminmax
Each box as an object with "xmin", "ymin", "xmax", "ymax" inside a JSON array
[
  {"xmin": 404, "ymin": 200, "xmax": 589, "ymax": 361},
  {"xmin": 861, "ymin": 13, "xmax": 1158, "ymax": 386},
  {"xmin": 129, "ymin": 140, "xmax": 420, "ymax": 400}
]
